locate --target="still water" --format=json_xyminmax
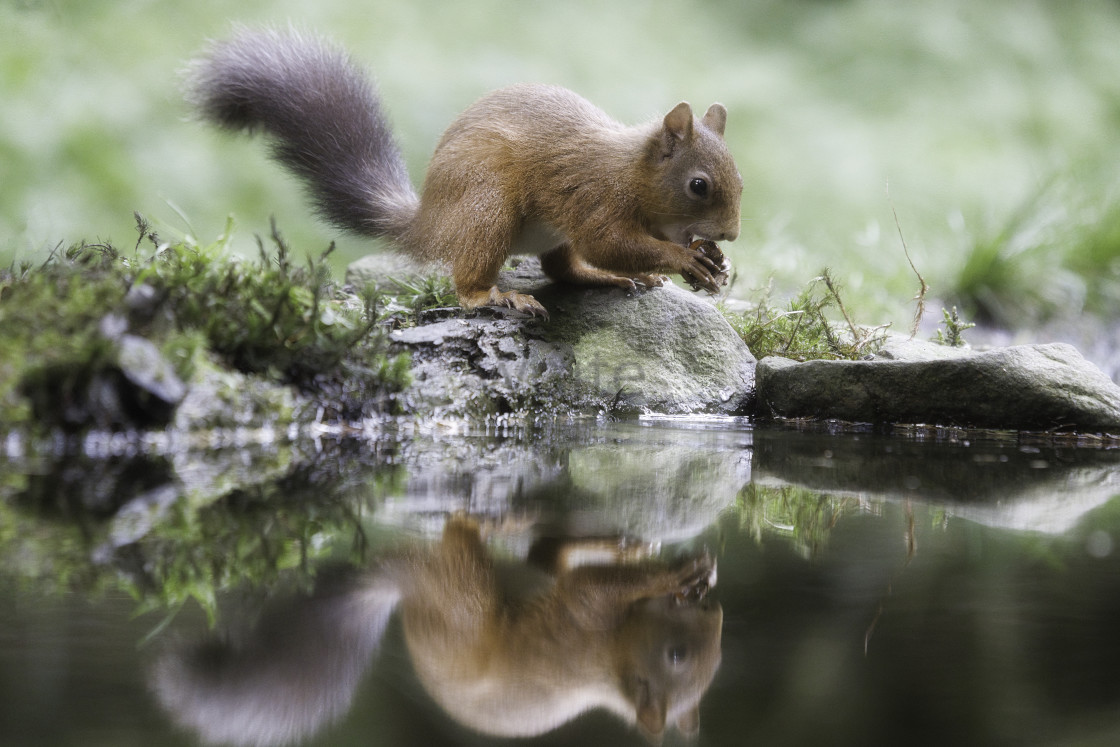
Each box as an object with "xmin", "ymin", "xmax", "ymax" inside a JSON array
[{"xmin": 2, "ymin": 418, "xmax": 1120, "ymax": 746}]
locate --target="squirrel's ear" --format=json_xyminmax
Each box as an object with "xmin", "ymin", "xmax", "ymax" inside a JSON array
[
  {"xmin": 675, "ymin": 705, "xmax": 701, "ymax": 737},
  {"xmin": 661, "ymin": 102, "xmax": 694, "ymax": 154},
  {"xmin": 702, "ymin": 103, "xmax": 727, "ymax": 137},
  {"xmin": 634, "ymin": 680, "xmax": 668, "ymax": 743}
]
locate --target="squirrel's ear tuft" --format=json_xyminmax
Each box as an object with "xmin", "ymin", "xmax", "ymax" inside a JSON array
[
  {"xmin": 664, "ymin": 102, "xmax": 693, "ymax": 139},
  {"xmin": 702, "ymin": 103, "xmax": 727, "ymax": 137}
]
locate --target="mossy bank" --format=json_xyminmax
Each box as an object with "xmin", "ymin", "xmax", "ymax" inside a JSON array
[
  {"xmin": 5, "ymin": 221, "xmax": 1120, "ymax": 451},
  {"xmin": 0, "ymin": 219, "xmax": 411, "ymax": 444}
]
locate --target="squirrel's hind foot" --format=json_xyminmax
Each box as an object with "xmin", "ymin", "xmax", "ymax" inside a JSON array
[{"xmin": 460, "ymin": 286, "xmax": 550, "ymax": 319}]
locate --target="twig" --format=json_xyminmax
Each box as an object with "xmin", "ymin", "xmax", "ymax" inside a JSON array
[
  {"xmin": 821, "ymin": 270, "xmax": 858, "ymax": 339},
  {"xmin": 886, "ymin": 183, "xmax": 929, "ymax": 338}
]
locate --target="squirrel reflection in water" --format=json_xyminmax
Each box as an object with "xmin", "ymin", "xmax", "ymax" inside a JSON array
[{"xmin": 152, "ymin": 517, "xmax": 722, "ymax": 744}]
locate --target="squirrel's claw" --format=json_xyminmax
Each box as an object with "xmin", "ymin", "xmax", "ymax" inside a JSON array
[
  {"xmin": 488, "ymin": 287, "xmax": 550, "ymax": 319},
  {"xmin": 631, "ymin": 273, "xmax": 668, "ymax": 289},
  {"xmin": 697, "ymin": 254, "xmax": 723, "ymax": 274},
  {"xmin": 684, "ymin": 262, "xmax": 719, "ymax": 293},
  {"xmin": 680, "ymin": 239, "xmax": 730, "ymax": 294},
  {"xmin": 459, "ymin": 286, "xmax": 550, "ymax": 319}
]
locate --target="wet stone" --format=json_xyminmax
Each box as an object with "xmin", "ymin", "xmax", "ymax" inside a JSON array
[{"xmin": 756, "ymin": 338, "xmax": 1120, "ymax": 431}]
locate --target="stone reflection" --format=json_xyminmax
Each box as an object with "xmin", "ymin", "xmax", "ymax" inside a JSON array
[
  {"xmin": 152, "ymin": 516, "xmax": 722, "ymax": 744},
  {"xmin": 751, "ymin": 427, "xmax": 1120, "ymax": 534}
]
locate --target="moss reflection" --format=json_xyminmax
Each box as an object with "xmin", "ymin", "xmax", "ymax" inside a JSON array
[
  {"xmin": 0, "ymin": 441, "xmax": 403, "ymax": 625},
  {"xmin": 737, "ymin": 482, "xmax": 872, "ymax": 559}
]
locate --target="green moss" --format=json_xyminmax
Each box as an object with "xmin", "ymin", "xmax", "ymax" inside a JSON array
[
  {"xmin": 723, "ymin": 271, "xmax": 889, "ymax": 361},
  {"xmin": 0, "ymin": 216, "xmax": 410, "ymax": 433},
  {"xmin": 375, "ymin": 273, "xmax": 459, "ymax": 325},
  {"xmin": 932, "ymin": 306, "xmax": 976, "ymax": 348}
]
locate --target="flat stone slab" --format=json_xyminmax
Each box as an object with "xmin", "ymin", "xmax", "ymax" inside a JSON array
[{"xmin": 755, "ymin": 338, "xmax": 1120, "ymax": 431}]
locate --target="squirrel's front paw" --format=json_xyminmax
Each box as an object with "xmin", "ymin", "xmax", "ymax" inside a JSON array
[
  {"xmin": 673, "ymin": 553, "xmax": 717, "ymax": 602},
  {"xmin": 680, "ymin": 240, "xmax": 730, "ymax": 294},
  {"xmin": 605, "ymin": 273, "xmax": 667, "ymax": 293}
]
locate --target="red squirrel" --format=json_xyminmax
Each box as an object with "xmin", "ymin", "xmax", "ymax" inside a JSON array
[
  {"xmin": 187, "ymin": 28, "xmax": 743, "ymax": 317},
  {"xmin": 152, "ymin": 517, "xmax": 722, "ymax": 744}
]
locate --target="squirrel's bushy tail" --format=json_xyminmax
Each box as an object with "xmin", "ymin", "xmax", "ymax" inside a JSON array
[
  {"xmin": 151, "ymin": 570, "xmax": 402, "ymax": 746},
  {"xmin": 186, "ymin": 27, "xmax": 418, "ymax": 241}
]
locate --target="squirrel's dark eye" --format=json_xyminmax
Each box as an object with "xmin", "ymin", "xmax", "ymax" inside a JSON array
[
  {"xmin": 688, "ymin": 178, "xmax": 709, "ymax": 198},
  {"xmin": 667, "ymin": 645, "xmax": 690, "ymax": 665}
]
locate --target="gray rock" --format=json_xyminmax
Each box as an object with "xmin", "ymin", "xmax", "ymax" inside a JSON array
[
  {"xmin": 367, "ymin": 257, "xmax": 756, "ymax": 417},
  {"xmin": 872, "ymin": 337, "xmax": 971, "ymax": 362},
  {"xmin": 116, "ymin": 334, "xmax": 188, "ymax": 406},
  {"xmin": 173, "ymin": 355, "xmax": 308, "ymax": 434},
  {"xmin": 524, "ymin": 268, "xmax": 755, "ymax": 414},
  {"xmin": 390, "ymin": 315, "xmax": 574, "ymax": 419},
  {"xmin": 756, "ymin": 338, "xmax": 1120, "ymax": 430},
  {"xmin": 46, "ymin": 326, "xmax": 189, "ymax": 429}
]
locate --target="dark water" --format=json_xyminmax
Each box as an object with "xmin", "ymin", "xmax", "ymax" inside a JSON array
[{"xmin": 3, "ymin": 418, "xmax": 1120, "ymax": 746}]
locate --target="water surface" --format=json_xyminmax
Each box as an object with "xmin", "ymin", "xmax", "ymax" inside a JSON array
[{"xmin": 2, "ymin": 419, "xmax": 1119, "ymax": 746}]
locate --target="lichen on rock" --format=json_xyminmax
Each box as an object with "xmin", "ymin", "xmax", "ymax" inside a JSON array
[{"xmin": 359, "ymin": 256, "xmax": 758, "ymax": 418}]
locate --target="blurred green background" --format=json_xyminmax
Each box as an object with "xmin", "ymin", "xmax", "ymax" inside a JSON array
[{"xmin": 3, "ymin": 0, "xmax": 1120, "ymax": 330}]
